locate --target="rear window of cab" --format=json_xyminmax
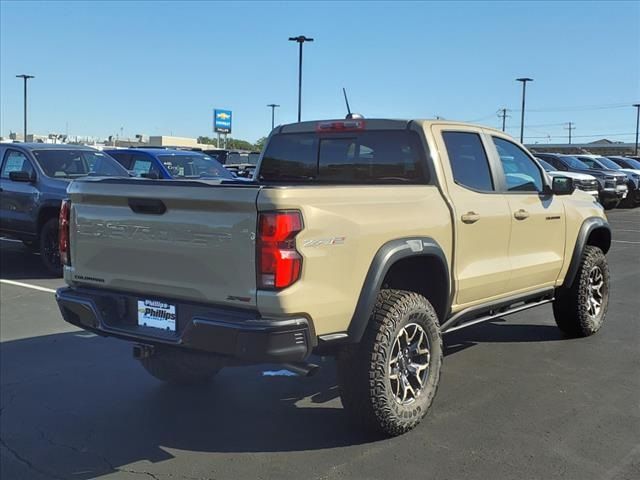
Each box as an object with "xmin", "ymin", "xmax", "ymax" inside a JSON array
[{"xmin": 259, "ymin": 130, "xmax": 429, "ymax": 184}]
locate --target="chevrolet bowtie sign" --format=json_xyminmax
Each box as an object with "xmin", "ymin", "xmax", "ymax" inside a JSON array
[{"xmin": 214, "ymin": 109, "xmax": 232, "ymax": 134}]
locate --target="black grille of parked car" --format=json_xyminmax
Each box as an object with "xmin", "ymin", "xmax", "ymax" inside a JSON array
[
  {"xmin": 604, "ymin": 176, "xmax": 616, "ymax": 189},
  {"xmin": 616, "ymin": 176, "xmax": 626, "ymax": 185},
  {"xmin": 577, "ymin": 179, "xmax": 598, "ymax": 191}
]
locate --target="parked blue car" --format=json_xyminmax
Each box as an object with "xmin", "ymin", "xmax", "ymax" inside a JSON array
[
  {"xmin": 105, "ymin": 148, "xmax": 234, "ymax": 180},
  {"xmin": 0, "ymin": 143, "xmax": 129, "ymax": 275}
]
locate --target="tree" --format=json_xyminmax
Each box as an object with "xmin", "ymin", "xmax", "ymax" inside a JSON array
[{"xmin": 254, "ymin": 137, "xmax": 267, "ymax": 151}]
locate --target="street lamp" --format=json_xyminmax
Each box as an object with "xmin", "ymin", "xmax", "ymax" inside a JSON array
[
  {"xmin": 16, "ymin": 74, "xmax": 35, "ymax": 142},
  {"xmin": 516, "ymin": 77, "xmax": 533, "ymax": 143},
  {"xmin": 267, "ymin": 104, "xmax": 280, "ymax": 130},
  {"xmin": 633, "ymin": 104, "xmax": 640, "ymax": 155},
  {"xmin": 289, "ymin": 35, "xmax": 314, "ymax": 122}
]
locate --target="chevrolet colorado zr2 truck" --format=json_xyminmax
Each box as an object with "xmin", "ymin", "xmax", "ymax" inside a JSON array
[{"xmin": 56, "ymin": 119, "xmax": 611, "ymax": 436}]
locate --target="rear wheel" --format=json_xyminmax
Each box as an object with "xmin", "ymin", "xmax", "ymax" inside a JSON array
[
  {"xmin": 39, "ymin": 218, "xmax": 62, "ymax": 276},
  {"xmin": 139, "ymin": 347, "xmax": 222, "ymax": 385},
  {"xmin": 337, "ymin": 290, "xmax": 443, "ymax": 436},
  {"xmin": 553, "ymin": 246, "xmax": 609, "ymax": 337}
]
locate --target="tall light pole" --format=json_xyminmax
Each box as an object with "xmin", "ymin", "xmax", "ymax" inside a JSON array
[
  {"xmin": 267, "ymin": 104, "xmax": 280, "ymax": 130},
  {"xmin": 16, "ymin": 74, "xmax": 35, "ymax": 142},
  {"xmin": 516, "ymin": 77, "xmax": 533, "ymax": 143},
  {"xmin": 634, "ymin": 104, "xmax": 640, "ymax": 155},
  {"xmin": 289, "ymin": 35, "xmax": 314, "ymax": 122}
]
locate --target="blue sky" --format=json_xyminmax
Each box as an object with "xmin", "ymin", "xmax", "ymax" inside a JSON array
[{"xmin": 1, "ymin": 1, "xmax": 639, "ymax": 144}]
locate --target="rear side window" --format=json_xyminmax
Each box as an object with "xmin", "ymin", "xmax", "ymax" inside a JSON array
[
  {"xmin": 260, "ymin": 130, "xmax": 428, "ymax": 184},
  {"xmin": 442, "ymin": 131, "xmax": 494, "ymax": 192}
]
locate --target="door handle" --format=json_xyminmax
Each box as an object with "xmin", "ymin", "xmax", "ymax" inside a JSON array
[
  {"xmin": 461, "ymin": 211, "xmax": 480, "ymax": 224},
  {"xmin": 514, "ymin": 209, "xmax": 530, "ymax": 220}
]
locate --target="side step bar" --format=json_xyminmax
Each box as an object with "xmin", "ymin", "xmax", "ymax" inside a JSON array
[{"xmin": 441, "ymin": 288, "xmax": 555, "ymax": 334}]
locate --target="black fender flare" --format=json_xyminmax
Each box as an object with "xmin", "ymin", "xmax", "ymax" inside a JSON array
[
  {"xmin": 562, "ymin": 217, "xmax": 611, "ymax": 288},
  {"xmin": 346, "ymin": 237, "xmax": 450, "ymax": 342}
]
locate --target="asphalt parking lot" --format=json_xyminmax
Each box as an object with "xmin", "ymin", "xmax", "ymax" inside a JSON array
[{"xmin": 1, "ymin": 208, "xmax": 638, "ymax": 480}]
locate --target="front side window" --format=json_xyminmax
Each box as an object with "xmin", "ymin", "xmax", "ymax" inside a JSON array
[
  {"xmin": 442, "ymin": 131, "xmax": 494, "ymax": 191},
  {"xmin": 493, "ymin": 137, "xmax": 543, "ymax": 192},
  {"xmin": 1, "ymin": 150, "xmax": 34, "ymax": 179},
  {"xmin": 33, "ymin": 150, "xmax": 129, "ymax": 178}
]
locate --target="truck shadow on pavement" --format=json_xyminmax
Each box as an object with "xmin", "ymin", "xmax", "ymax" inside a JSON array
[
  {"xmin": 0, "ymin": 239, "xmax": 60, "ymax": 280},
  {"xmin": 0, "ymin": 320, "xmax": 566, "ymax": 479}
]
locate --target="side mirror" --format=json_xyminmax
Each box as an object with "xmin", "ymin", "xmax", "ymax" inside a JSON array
[
  {"xmin": 9, "ymin": 170, "xmax": 33, "ymax": 183},
  {"xmin": 551, "ymin": 176, "xmax": 575, "ymax": 195}
]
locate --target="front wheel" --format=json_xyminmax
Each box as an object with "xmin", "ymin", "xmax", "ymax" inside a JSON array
[
  {"xmin": 39, "ymin": 218, "xmax": 62, "ymax": 277},
  {"xmin": 337, "ymin": 290, "xmax": 443, "ymax": 436},
  {"xmin": 553, "ymin": 246, "xmax": 609, "ymax": 337}
]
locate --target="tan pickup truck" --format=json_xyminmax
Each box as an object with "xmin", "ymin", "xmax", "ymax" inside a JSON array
[{"xmin": 56, "ymin": 119, "xmax": 611, "ymax": 436}]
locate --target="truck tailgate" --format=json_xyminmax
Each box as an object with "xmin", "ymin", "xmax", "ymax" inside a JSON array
[{"xmin": 66, "ymin": 179, "xmax": 260, "ymax": 307}]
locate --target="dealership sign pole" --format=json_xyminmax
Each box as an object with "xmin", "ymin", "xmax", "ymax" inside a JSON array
[{"xmin": 214, "ymin": 109, "xmax": 232, "ymax": 149}]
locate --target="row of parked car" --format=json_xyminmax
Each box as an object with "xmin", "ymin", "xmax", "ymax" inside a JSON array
[
  {"xmin": 533, "ymin": 152, "xmax": 640, "ymax": 209},
  {"xmin": 0, "ymin": 143, "xmax": 248, "ymax": 275},
  {"xmin": 0, "ymin": 140, "xmax": 638, "ymax": 276}
]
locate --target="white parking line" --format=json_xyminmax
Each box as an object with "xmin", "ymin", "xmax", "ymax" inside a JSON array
[
  {"xmin": 0, "ymin": 279, "xmax": 56, "ymax": 293},
  {"xmin": 612, "ymin": 240, "xmax": 640, "ymax": 245}
]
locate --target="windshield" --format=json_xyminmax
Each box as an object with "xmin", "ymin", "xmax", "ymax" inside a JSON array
[
  {"xmin": 597, "ymin": 157, "xmax": 622, "ymax": 170},
  {"xmin": 33, "ymin": 150, "xmax": 129, "ymax": 178},
  {"xmin": 157, "ymin": 154, "xmax": 233, "ymax": 179},
  {"xmin": 622, "ymin": 158, "xmax": 640, "ymax": 169},
  {"xmin": 561, "ymin": 155, "xmax": 591, "ymax": 170},
  {"xmin": 536, "ymin": 158, "xmax": 555, "ymax": 171}
]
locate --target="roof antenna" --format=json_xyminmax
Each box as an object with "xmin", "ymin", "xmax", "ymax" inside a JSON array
[{"xmin": 343, "ymin": 88, "xmax": 364, "ymax": 119}]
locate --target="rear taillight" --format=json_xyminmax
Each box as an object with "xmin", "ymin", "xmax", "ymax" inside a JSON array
[
  {"xmin": 59, "ymin": 199, "xmax": 71, "ymax": 266},
  {"xmin": 257, "ymin": 211, "xmax": 303, "ymax": 289}
]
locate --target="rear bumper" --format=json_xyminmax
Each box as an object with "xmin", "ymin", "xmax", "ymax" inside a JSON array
[{"xmin": 56, "ymin": 287, "xmax": 314, "ymax": 363}]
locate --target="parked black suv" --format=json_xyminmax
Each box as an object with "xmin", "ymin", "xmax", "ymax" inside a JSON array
[
  {"xmin": 0, "ymin": 143, "xmax": 128, "ymax": 275},
  {"xmin": 534, "ymin": 152, "xmax": 628, "ymax": 209},
  {"xmin": 575, "ymin": 155, "xmax": 640, "ymax": 206}
]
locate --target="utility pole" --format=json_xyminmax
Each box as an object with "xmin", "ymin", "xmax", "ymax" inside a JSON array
[
  {"xmin": 634, "ymin": 104, "xmax": 640, "ymax": 155},
  {"xmin": 16, "ymin": 74, "xmax": 35, "ymax": 142},
  {"xmin": 516, "ymin": 77, "xmax": 533, "ymax": 143},
  {"xmin": 564, "ymin": 122, "xmax": 576, "ymax": 145},
  {"xmin": 498, "ymin": 108, "xmax": 510, "ymax": 131},
  {"xmin": 288, "ymin": 35, "xmax": 314, "ymax": 122},
  {"xmin": 267, "ymin": 104, "xmax": 280, "ymax": 130}
]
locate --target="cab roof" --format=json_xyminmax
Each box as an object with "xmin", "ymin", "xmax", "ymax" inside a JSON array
[
  {"xmin": 0, "ymin": 143, "xmax": 98, "ymax": 151},
  {"xmin": 277, "ymin": 118, "xmax": 506, "ymax": 135}
]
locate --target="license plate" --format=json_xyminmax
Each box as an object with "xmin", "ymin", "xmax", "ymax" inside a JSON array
[{"xmin": 137, "ymin": 299, "xmax": 176, "ymax": 332}]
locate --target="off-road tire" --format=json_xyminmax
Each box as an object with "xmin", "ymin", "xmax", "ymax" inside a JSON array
[
  {"xmin": 602, "ymin": 199, "xmax": 619, "ymax": 210},
  {"xmin": 337, "ymin": 289, "xmax": 443, "ymax": 436},
  {"xmin": 140, "ymin": 347, "xmax": 222, "ymax": 385},
  {"xmin": 39, "ymin": 218, "xmax": 62, "ymax": 277},
  {"xmin": 553, "ymin": 246, "xmax": 609, "ymax": 337}
]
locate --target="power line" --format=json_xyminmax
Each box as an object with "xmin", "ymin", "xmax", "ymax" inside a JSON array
[
  {"xmin": 564, "ymin": 122, "xmax": 576, "ymax": 144},
  {"xmin": 523, "ymin": 132, "xmax": 635, "ymax": 139},
  {"xmin": 512, "ymin": 103, "xmax": 631, "ymax": 113},
  {"xmin": 497, "ymin": 108, "xmax": 511, "ymax": 131}
]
